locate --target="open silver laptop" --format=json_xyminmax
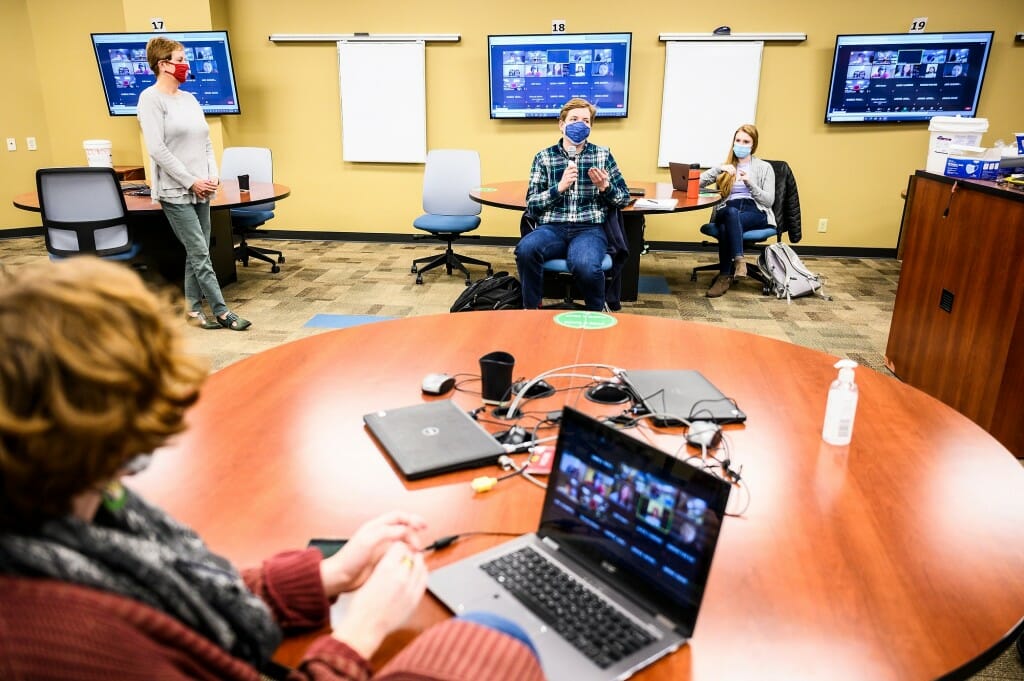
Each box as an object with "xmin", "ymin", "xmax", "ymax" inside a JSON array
[
  {"xmin": 428, "ymin": 407, "xmax": 731, "ymax": 680},
  {"xmin": 668, "ymin": 161, "xmax": 699, "ymax": 191}
]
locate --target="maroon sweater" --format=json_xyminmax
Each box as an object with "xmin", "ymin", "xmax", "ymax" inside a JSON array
[{"xmin": 0, "ymin": 549, "xmax": 543, "ymax": 681}]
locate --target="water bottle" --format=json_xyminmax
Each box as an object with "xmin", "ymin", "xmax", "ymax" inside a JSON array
[{"xmin": 822, "ymin": 359, "xmax": 859, "ymax": 446}]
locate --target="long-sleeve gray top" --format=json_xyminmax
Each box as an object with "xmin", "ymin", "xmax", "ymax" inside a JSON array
[
  {"xmin": 699, "ymin": 156, "xmax": 776, "ymax": 227},
  {"xmin": 137, "ymin": 86, "xmax": 218, "ymax": 204}
]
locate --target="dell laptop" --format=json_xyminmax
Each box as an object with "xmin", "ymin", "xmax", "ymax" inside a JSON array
[
  {"xmin": 428, "ymin": 407, "xmax": 731, "ymax": 680},
  {"xmin": 363, "ymin": 400, "xmax": 505, "ymax": 480},
  {"xmin": 623, "ymin": 369, "xmax": 747, "ymax": 425}
]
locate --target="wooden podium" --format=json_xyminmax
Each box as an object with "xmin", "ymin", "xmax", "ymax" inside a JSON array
[{"xmin": 886, "ymin": 171, "xmax": 1024, "ymax": 457}]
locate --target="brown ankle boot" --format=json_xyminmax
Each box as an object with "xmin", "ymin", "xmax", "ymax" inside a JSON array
[
  {"xmin": 733, "ymin": 257, "xmax": 747, "ymax": 279},
  {"xmin": 706, "ymin": 273, "xmax": 733, "ymax": 298}
]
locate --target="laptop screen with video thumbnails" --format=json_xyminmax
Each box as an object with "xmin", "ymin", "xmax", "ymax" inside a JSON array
[{"xmin": 428, "ymin": 407, "xmax": 732, "ymax": 680}]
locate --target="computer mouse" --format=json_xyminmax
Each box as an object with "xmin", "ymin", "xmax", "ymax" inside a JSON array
[{"xmin": 421, "ymin": 373, "xmax": 456, "ymax": 396}]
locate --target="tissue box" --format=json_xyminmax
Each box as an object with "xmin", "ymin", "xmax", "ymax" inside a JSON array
[{"xmin": 944, "ymin": 156, "xmax": 999, "ymax": 180}]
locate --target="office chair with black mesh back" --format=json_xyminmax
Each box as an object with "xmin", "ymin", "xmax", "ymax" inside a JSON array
[
  {"xmin": 411, "ymin": 149, "xmax": 493, "ymax": 286},
  {"xmin": 36, "ymin": 167, "xmax": 141, "ymax": 262},
  {"xmin": 221, "ymin": 146, "xmax": 284, "ymax": 273},
  {"xmin": 690, "ymin": 159, "xmax": 796, "ymax": 284}
]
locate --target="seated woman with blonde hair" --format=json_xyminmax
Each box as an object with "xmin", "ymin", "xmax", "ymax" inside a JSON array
[
  {"xmin": 0, "ymin": 257, "xmax": 543, "ymax": 681},
  {"xmin": 699, "ymin": 123, "xmax": 776, "ymax": 298}
]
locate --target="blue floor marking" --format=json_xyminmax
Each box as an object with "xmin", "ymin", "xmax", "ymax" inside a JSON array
[
  {"xmin": 304, "ymin": 314, "xmax": 395, "ymax": 329},
  {"xmin": 637, "ymin": 276, "xmax": 670, "ymax": 295}
]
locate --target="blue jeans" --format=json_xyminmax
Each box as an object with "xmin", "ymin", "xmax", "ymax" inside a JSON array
[
  {"xmin": 456, "ymin": 611, "xmax": 540, "ymax": 660},
  {"xmin": 161, "ymin": 201, "xmax": 228, "ymax": 316},
  {"xmin": 714, "ymin": 198, "xmax": 767, "ymax": 275},
  {"xmin": 514, "ymin": 222, "xmax": 608, "ymax": 310}
]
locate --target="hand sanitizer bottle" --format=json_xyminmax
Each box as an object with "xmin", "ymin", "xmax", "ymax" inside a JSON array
[{"xmin": 822, "ymin": 359, "xmax": 859, "ymax": 446}]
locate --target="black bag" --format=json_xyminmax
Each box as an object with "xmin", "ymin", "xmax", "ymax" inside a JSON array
[{"xmin": 450, "ymin": 271, "xmax": 524, "ymax": 312}]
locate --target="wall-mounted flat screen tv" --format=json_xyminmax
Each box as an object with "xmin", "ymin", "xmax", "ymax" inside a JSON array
[
  {"xmin": 824, "ymin": 31, "xmax": 993, "ymax": 123},
  {"xmin": 91, "ymin": 30, "xmax": 241, "ymax": 116},
  {"xmin": 488, "ymin": 32, "xmax": 632, "ymax": 119}
]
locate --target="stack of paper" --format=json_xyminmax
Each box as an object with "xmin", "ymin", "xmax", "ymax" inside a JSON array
[{"xmin": 633, "ymin": 198, "xmax": 678, "ymax": 210}]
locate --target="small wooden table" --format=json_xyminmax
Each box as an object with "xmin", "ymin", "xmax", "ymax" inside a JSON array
[
  {"xmin": 470, "ymin": 181, "xmax": 720, "ymax": 301},
  {"xmin": 113, "ymin": 164, "xmax": 145, "ymax": 181},
  {"xmin": 129, "ymin": 311, "xmax": 1024, "ymax": 680},
  {"xmin": 13, "ymin": 180, "xmax": 291, "ymax": 286}
]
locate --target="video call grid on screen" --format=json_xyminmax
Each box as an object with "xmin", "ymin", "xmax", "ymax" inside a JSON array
[
  {"xmin": 92, "ymin": 31, "xmax": 241, "ymax": 116},
  {"xmin": 824, "ymin": 31, "xmax": 993, "ymax": 123},
  {"xmin": 488, "ymin": 33, "xmax": 632, "ymax": 119},
  {"xmin": 541, "ymin": 424, "xmax": 726, "ymax": 611}
]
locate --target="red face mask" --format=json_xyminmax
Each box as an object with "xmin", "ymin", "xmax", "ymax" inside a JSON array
[{"xmin": 167, "ymin": 61, "xmax": 189, "ymax": 83}]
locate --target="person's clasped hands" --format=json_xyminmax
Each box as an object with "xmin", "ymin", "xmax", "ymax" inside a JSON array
[
  {"xmin": 322, "ymin": 511, "xmax": 430, "ymax": 659},
  {"xmin": 191, "ymin": 177, "xmax": 219, "ymax": 199}
]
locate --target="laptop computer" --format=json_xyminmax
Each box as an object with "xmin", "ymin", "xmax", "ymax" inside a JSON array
[
  {"xmin": 428, "ymin": 407, "xmax": 731, "ymax": 681},
  {"xmin": 363, "ymin": 400, "xmax": 505, "ymax": 480},
  {"xmin": 622, "ymin": 369, "xmax": 746, "ymax": 426},
  {"xmin": 668, "ymin": 162, "xmax": 698, "ymax": 191}
]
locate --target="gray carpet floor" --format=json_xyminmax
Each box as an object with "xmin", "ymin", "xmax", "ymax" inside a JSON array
[{"xmin": 1, "ymin": 235, "xmax": 1021, "ymax": 679}]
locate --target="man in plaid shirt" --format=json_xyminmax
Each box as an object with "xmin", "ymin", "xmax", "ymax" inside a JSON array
[{"xmin": 515, "ymin": 98, "xmax": 630, "ymax": 311}]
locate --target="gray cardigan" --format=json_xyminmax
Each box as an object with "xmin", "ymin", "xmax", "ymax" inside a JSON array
[
  {"xmin": 137, "ymin": 86, "xmax": 218, "ymax": 203},
  {"xmin": 699, "ymin": 156, "xmax": 776, "ymax": 227}
]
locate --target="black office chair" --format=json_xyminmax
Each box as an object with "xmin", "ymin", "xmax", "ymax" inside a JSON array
[
  {"xmin": 691, "ymin": 159, "xmax": 801, "ymax": 289},
  {"xmin": 221, "ymin": 147, "xmax": 284, "ymax": 273},
  {"xmin": 36, "ymin": 167, "xmax": 141, "ymax": 263}
]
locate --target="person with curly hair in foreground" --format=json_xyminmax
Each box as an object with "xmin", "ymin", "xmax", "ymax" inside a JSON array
[{"xmin": 0, "ymin": 258, "xmax": 543, "ymax": 681}]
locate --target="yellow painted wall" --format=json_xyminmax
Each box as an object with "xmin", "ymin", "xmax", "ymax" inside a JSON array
[
  {"xmin": 0, "ymin": 0, "xmax": 54, "ymax": 226},
  {"xmin": 4, "ymin": 0, "xmax": 1022, "ymax": 250}
]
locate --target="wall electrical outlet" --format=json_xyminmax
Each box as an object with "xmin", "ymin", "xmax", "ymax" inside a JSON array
[
  {"xmin": 817, "ymin": 218, "xmax": 828, "ymax": 233},
  {"xmin": 26, "ymin": 137, "xmax": 37, "ymax": 151},
  {"xmin": 5, "ymin": 138, "xmax": 16, "ymax": 151}
]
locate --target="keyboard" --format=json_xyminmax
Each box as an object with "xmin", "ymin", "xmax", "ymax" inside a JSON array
[{"xmin": 480, "ymin": 546, "xmax": 654, "ymax": 668}]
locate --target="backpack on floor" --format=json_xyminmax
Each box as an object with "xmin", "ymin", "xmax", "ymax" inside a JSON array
[
  {"xmin": 757, "ymin": 243, "xmax": 826, "ymax": 303},
  {"xmin": 450, "ymin": 271, "xmax": 524, "ymax": 312}
]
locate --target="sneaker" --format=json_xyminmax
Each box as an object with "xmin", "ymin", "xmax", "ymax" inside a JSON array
[
  {"xmin": 733, "ymin": 258, "xmax": 747, "ymax": 279},
  {"xmin": 217, "ymin": 312, "xmax": 252, "ymax": 331},
  {"xmin": 706, "ymin": 274, "xmax": 733, "ymax": 298}
]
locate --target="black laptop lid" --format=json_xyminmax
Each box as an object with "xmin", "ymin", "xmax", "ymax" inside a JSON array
[
  {"xmin": 538, "ymin": 407, "xmax": 731, "ymax": 636},
  {"xmin": 624, "ymin": 369, "xmax": 747, "ymax": 425},
  {"xmin": 363, "ymin": 400, "xmax": 505, "ymax": 479}
]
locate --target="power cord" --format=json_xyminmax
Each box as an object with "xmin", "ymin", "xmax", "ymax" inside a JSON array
[{"xmin": 425, "ymin": 530, "xmax": 525, "ymax": 552}]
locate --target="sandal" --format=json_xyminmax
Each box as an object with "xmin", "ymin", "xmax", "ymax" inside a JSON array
[
  {"xmin": 187, "ymin": 311, "xmax": 221, "ymax": 330},
  {"xmin": 217, "ymin": 312, "xmax": 252, "ymax": 331}
]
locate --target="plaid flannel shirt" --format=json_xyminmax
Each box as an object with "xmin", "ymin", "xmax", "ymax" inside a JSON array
[{"xmin": 526, "ymin": 139, "xmax": 630, "ymax": 225}]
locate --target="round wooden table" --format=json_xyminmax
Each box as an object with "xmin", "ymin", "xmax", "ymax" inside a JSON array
[
  {"xmin": 12, "ymin": 179, "xmax": 291, "ymax": 213},
  {"xmin": 128, "ymin": 311, "xmax": 1024, "ymax": 680},
  {"xmin": 13, "ymin": 180, "xmax": 291, "ymax": 286},
  {"xmin": 471, "ymin": 181, "xmax": 721, "ymax": 302}
]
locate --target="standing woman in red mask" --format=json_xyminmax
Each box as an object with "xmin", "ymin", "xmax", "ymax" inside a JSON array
[{"xmin": 137, "ymin": 36, "xmax": 251, "ymax": 331}]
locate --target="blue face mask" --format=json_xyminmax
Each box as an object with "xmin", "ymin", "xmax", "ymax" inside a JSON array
[
  {"xmin": 564, "ymin": 121, "xmax": 591, "ymax": 144},
  {"xmin": 733, "ymin": 144, "xmax": 752, "ymax": 159}
]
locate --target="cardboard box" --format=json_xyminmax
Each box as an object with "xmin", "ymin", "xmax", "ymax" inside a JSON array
[{"xmin": 944, "ymin": 156, "xmax": 1000, "ymax": 180}]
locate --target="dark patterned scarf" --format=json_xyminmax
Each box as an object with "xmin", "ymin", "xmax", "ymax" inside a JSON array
[{"xmin": 0, "ymin": 487, "xmax": 281, "ymax": 667}]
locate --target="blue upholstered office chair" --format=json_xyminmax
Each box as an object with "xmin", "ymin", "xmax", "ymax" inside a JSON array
[
  {"xmin": 542, "ymin": 255, "xmax": 614, "ymax": 309},
  {"xmin": 690, "ymin": 159, "xmax": 795, "ymax": 286},
  {"xmin": 36, "ymin": 167, "xmax": 141, "ymax": 262},
  {"xmin": 220, "ymin": 146, "xmax": 284, "ymax": 274},
  {"xmin": 412, "ymin": 149, "xmax": 493, "ymax": 285}
]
